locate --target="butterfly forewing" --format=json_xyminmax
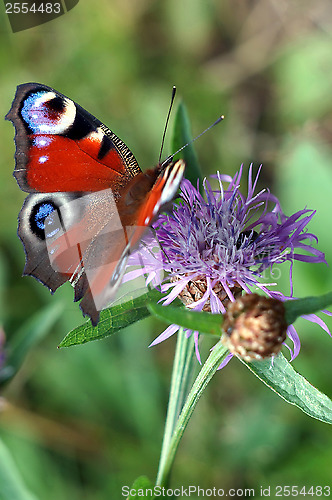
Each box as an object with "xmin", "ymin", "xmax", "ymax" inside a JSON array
[{"xmin": 6, "ymin": 83, "xmax": 141, "ymax": 194}]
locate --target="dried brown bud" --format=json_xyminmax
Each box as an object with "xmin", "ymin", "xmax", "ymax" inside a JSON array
[{"xmin": 223, "ymin": 294, "xmax": 287, "ymax": 361}]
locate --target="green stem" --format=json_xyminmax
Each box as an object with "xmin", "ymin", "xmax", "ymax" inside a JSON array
[
  {"xmin": 156, "ymin": 329, "xmax": 195, "ymax": 486},
  {"xmin": 156, "ymin": 340, "xmax": 229, "ymax": 487}
]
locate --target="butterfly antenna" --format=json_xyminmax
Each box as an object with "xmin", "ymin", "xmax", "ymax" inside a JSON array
[
  {"xmin": 158, "ymin": 86, "xmax": 177, "ymax": 165},
  {"xmin": 161, "ymin": 114, "xmax": 224, "ymax": 168}
]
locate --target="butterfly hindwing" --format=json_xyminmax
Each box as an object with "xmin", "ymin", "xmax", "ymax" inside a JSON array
[{"xmin": 19, "ymin": 187, "xmax": 133, "ymax": 324}]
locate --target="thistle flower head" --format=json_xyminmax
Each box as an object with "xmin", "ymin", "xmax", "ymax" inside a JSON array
[{"xmin": 129, "ymin": 165, "xmax": 329, "ymax": 363}]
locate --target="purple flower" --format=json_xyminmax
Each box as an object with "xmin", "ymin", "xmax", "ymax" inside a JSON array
[{"xmin": 128, "ymin": 165, "xmax": 330, "ymax": 364}]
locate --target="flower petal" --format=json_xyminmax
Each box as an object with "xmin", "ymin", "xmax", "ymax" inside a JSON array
[
  {"xmin": 301, "ymin": 314, "xmax": 332, "ymax": 336},
  {"xmin": 149, "ymin": 324, "xmax": 180, "ymax": 346},
  {"xmin": 285, "ymin": 325, "xmax": 301, "ymax": 360},
  {"xmin": 217, "ymin": 352, "xmax": 233, "ymax": 369}
]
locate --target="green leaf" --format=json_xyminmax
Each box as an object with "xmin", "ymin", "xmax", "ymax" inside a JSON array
[
  {"xmin": 127, "ymin": 476, "xmax": 155, "ymax": 499},
  {"xmin": 148, "ymin": 302, "xmax": 222, "ymax": 336},
  {"xmin": 242, "ymin": 353, "xmax": 332, "ymax": 424},
  {"xmin": 284, "ymin": 291, "xmax": 332, "ymax": 325},
  {"xmin": 58, "ymin": 289, "xmax": 166, "ymax": 348},
  {"xmin": 0, "ymin": 439, "xmax": 39, "ymax": 500},
  {"xmin": 171, "ymin": 102, "xmax": 203, "ymax": 186},
  {"xmin": 0, "ymin": 303, "xmax": 63, "ymax": 386}
]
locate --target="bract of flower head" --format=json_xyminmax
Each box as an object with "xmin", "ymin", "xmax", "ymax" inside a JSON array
[{"xmin": 127, "ymin": 165, "xmax": 330, "ymax": 364}]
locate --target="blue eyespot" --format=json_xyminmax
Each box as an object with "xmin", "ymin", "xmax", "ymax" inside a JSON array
[
  {"xmin": 29, "ymin": 199, "xmax": 63, "ymax": 241},
  {"xmin": 21, "ymin": 92, "xmax": 47, "ymax": 133},
  {"xmin": 21, "ymin": 91, "xmax": 68, "ymax": 134},
  {"xmin": 34, "ymin": 203, "xmax": 55, "ymax": 230}
]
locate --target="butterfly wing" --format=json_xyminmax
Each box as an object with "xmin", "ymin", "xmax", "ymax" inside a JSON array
[
  {"xmin": 7, "ymin": 83, "xmax": 185, "ymax": 326},
  {"xmin": 5, "ymin": 83, "xmax": 141, "ymax": 194}
]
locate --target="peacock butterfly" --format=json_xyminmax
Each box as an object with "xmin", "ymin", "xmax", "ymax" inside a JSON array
[{"xmin": 6, "ymin": 83, "xmax": 185, "ymax": 326}]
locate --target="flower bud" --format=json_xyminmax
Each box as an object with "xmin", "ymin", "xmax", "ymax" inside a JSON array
[{"xmin": 223, "ymin": 294, "xmax": 287, "ymax": 361}]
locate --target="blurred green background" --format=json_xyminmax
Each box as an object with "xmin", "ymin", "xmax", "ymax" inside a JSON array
[{"xmin": 1, "ymin": 1, "xmax": 332, "ymax": 498}]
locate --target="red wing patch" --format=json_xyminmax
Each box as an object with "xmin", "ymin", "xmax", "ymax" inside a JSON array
[{"xmin": 26, "ymin": 134, "xmax": 128, "ymax": 192}]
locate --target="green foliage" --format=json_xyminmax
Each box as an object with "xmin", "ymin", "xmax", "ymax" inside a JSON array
[
  {"xmin": 0, "ymin": 440, "xmax": 38, "ymax": 500},
  {"xmin": 171, "ymin": 102, "xmax": 203, "ymax": 186},
  {"xmin": 148, "ymin": 302, "xmax": 222, "ymax": 337},
  {"xmin": 284, "ymin": 292, "xmax": 332, "ymax": 325},
  {"xmin": 128, "ymin": 476, "xmax": 155, "ymax": 499},
  {"xmin": 58, "ymin": 289, "xmax": 165, "ymax": 347},
  {"xmin": 0, "ymin": 303, "xmax": 63, "ymax": 386},
  {"xmin": 243, "ymin": 354, "xmax": 332, "ymax": 424}
]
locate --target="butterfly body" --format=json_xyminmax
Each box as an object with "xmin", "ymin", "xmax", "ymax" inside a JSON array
[{"xmin": 6, "ymin": 83, "xmax": 185, "ymax": 325}]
